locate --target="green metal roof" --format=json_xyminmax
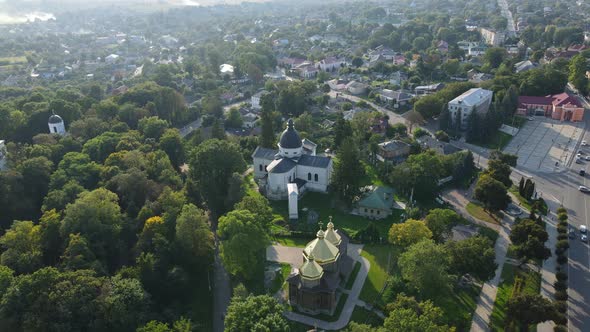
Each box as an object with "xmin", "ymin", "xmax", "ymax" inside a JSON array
[
  {"xmin": 358, "ymin": 186, "xmax": 395, "ymax": 210},
  {"xmin": 299, "ymin": 254, "xmax": 324, "ymax": 280},
  {"xmin": 303, "ymin": 230, "xmax": 339, "ymax": 264},
  {"xmin": 324, "ymin": 221, "xmax": 341, "ymax": 246}
]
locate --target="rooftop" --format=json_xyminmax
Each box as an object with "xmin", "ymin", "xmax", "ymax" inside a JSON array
[
  {"xmin": 449, "ymin": 88, "xmax": 493, "ymax": 106},
  {"xmin": 358, "ymin": 186, "xmax": 395, "ymax": 210}
]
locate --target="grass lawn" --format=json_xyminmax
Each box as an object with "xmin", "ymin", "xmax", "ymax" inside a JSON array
[
  {"xmin": 344, "ymin": 261, "xmax": 361, "ymax": 290},
  {"xmin": 273, "ymin": 237, "xmax": 308, "ymax": 247},
  {"xmin": 359, "ymin": 244, "xmax": 400, "ymax": 304},
  {"xmin": 0, "ymin": 56, "xmax": 27, "ymax": 64},
  {"xmin": 466, "ymin": 202, "xmax": 502, "ymax": 225},
  {"xmin": 481, "ymin": 131, "xmax": 513, "ymax": 150},
  {"xmin": 490, "ymin": 263, "xmax": 542, "ymax": 331},
  {"xmin": 270, "ymin": 191, "xmax": 402, "ymax": 238},
  {"xmin": 437, "ymin": 284, "xmax": 481, "ymax": 332},
  {"xmin": 360, "ymin": 161, "xmax": 385, "ymax": 187},
  {"xmin": 350, "ymin": 305, "xmax": 384, "ymax": 327},
  {"xmin": 508, "ymin": 186, "xmax": 548, "ymax": 216},
  {"xmin": 267, "ymin": 263, "xmax": 292, "ymax": 295}
]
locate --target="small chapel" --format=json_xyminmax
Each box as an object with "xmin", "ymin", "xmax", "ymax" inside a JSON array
[
  {"xmin": 252, "ymin": 119, "xmax": 333, "ymax": 202},
  {"xmin": 286, "ymin": 220, "xmax": 353, "ymax": 314}
]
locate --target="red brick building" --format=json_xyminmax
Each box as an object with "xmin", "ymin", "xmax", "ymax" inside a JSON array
[{"xmin": 517, "ymin": 93, "xmax": 585, "ymax": 122}]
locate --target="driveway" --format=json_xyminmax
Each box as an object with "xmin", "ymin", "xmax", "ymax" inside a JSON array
[{"xmin": 266, "ymin": 244, "xmax": 303, "ymax": 269}]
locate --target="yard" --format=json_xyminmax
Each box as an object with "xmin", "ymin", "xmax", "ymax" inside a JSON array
[
  {"xmin": 490, "ymin": 263, "xmax": 542, "ymax": 331},
  {"xmin": 437, "ymin": 284, "xmax": 481, "ymax": 331},
  {"xmin": 480, "ymin": 131, "xmax": 513, "ymax": 150},
  {"xmin": 350, "ymin": 305, "xmax": 384, "ymax": 327},
  {"xmin": 359, "ymin": 244, "xmax": 399, "ymax": 304},
  {"xmin": 466, "ymin": 202, "xmax": 502, "ymax": 225},
  {"xmin": 269, "ymin": 191, "xmax": 402, "ymax": 239}
]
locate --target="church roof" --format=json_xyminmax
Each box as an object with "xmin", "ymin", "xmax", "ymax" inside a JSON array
[
  {"xmin": 324, "ymin": 221, "xmax": 342, "ymax": 246},
  {"xmin": 279, "ymin": 119, "xmax": 302, "ymax": 149},
  {"xmin": 299, "ymin": 254, "xmax": 324, "ymax": 280},
  {"xmin": 48, "ymin": 114, "xmax": 64, "ymax": 124},
  {"xmin": 267, "ymin": 158, "xmax": 296, "ymax": 174},
  {"xmin": 298, "ymin": 154, "xmax": 331, "ymax": 168},
  {"xmin": 252, "ymin": 146, "xmax": 278, "ymax": 160},
  {"xmin": 303, "ymin": 230, "xmax": 340, "ymax": 264}
]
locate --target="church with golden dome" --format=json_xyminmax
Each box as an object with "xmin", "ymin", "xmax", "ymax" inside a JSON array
[{"xmin": 287, "ymin": 220, "xmax": 353, "ymax": 314}]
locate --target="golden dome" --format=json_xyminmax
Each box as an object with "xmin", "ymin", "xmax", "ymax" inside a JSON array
[{"xmin": 299, "ymin": 254, "xmax": 324, "ymax": 280}]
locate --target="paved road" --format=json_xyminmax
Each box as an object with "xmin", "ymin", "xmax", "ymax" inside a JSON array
[
  {"xmin": 328, "ymin": 91, "xmax": 408, "ymax": 127},
  {"xmin": 178, "ymin": 117, "xmax": 203, "ymax": 138},
  {"xmin": 498, "ymin": 0, "xmax": 516, "ymax": 37}
]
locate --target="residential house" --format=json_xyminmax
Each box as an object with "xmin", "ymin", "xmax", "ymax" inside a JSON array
[
  {"xmin": 345, "ymin": 81, "xmax": 368, "ymax": 95},
  {"xmin": 376, "ymin": 140, "xmax": 411, "ymax": 162},
  {"xmin": 242, "ymin": 112, "xmax": 258, "ymax": 128},
  {"xmin": 219, "ymin": 64, "xmax": 235, "ymax": 76},
  {"xmin": 392, "ymin": 53, "xmax": 406, "ymax": 66},
  {"xmin": 278, "ymin": 57, "xmax": 306, "ymax": 68},
  {"xmin": 480, "ymin": 28, "xmax": 505, "ymax": 46},
  {"xmin": 357, "ymin": 186, "xmax": 396, "ymax": 220},
  {"xmin": 327, "ymin": 79, "xmax": 348, "ymax": 91},
  {"xmin": 448, "ymin": 88, "xmax": 493, "ymax": 130},
  {"xmin": 378, "ymin": 89, "xmax": 413, "ymax": 107},
  {"xmin": 417, "ymin": 136, "xmax": 462, "ymax": 155},
  {"xmin": 437, "ymin": 40, "xmax": 449, "ymax": 54},
  {"xmin": 389, "ymin": 71, "xmax": 408, "ymax": 86},
  {"xmin": 368, "ymin": 46, "xmax": 397, "ymax": 60},
  {"xmin": 251, "ymin": 90, "xmax": 269, "ymax": 109},
  {"xmin": 467, "ymin": 70, "xmax": 493, "ymax": 83},
  {"xmin": 415, "ymin": 83, "xmax": 445, "ymax": 96},
  {"xmin": 294, "ymin": 62, "xmax": 319, "ymax": 79},
  {"xmin": 468, "ymin": 44, "xmax": 487, "ymax": 57},
  {"xmin": 514, "ymin": 60, "xmax": 538, "ymax": 73},
  {"xmin": 105, "ymin": 54, "xmax": 120, "ymax": 64},
  {"xmin": 318, "ymin": 57, "xmax": 345, "ymax": 72},
  {"xmin": 517, "ymin": 93, "xmax": 585, "ymax": 122}
]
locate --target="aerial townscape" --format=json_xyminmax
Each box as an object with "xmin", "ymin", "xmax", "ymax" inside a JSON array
[{"xmin": 0, "ymin": 0, "xmax": 590, "ymax": 331}]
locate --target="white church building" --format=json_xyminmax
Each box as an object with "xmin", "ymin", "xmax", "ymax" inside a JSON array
[
  {"xmin": 48, "ymin": 112, "xmax": 66, "ymax": 135},
  {"xmin": 252, "ymin": 119, "xmax": 333, "ymax": 202}
]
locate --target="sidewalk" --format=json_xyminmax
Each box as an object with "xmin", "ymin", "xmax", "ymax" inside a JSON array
[{"xmin": 470, "ymin": 217, "xmax": 513, "ymax": 332}]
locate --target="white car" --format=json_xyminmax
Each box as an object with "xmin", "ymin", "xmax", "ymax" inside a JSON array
[
  {"xmin": 579, "ymin": 186, "xmax": 590, "ymax": 193},
  {"xmin": 582, "ymin": 234, "xmax": 588, "ymax": 242},
  {"xmin": 581, "ymin": 225, "xmax": 587, "ymax": 233},
  {"xmin": 578, "ymin": 153, "xmax": 583, "ymax": 158},
  {"xmin": 585, "ymin": 156, "xmax": 590, "ymax": 161},
  {"xmin": 583, "ymin": 140, "xmax": 588, "ymax": 146}
]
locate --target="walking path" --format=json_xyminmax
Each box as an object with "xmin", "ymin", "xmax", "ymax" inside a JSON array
[
  {"xmin": 269, "ymin": 243, "xmax": 370, "ymax": 330},
  {"xmin": 470, "ymin": 217, "xmax": 513, "ymax": 332}
]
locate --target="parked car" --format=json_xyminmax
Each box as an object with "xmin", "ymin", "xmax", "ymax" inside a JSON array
[
  {"xmin": 582, "ymin": 234, "xmax": 588, "ymax": 242},
  {"xmin": 569, "ymin": 229, "xmax": 576, "ymax": 239},
  {"xmin": 585, "ymin": 156, "xmax": 590, "ymax": 161},
  {"xmin": 580, "ymin": 169, "xmax": 586, "ymax": 176},
  {"xmin": 577, "ymin": 158, "xmax": 583, "ymax": 164},
  {"xmin": 583, "ymin": 140, "xmax": 588, "ymax": 146},
  {"xmin": 581, "ymin": 225, "xmax": 587, "ymax": 233},
  {"xmin": 579, "ymin": 186, "xmax": 590, "ymax": 193}
]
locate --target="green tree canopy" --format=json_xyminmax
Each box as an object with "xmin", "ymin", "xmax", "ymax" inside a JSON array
[
  {"xmin": 446, "ymin": 236, "xmax": 497, "ymax": 281},
  {"xmin": 398, "ymin": 239, "xmax": 452, "ymax": 298},
  {"xmin": 424, "ymin": 209, "xmax": 460, "ymax": 242},
  {"xmin": 388, "ymin": 219, "xmax": 433, "ymax": 247},
  {"xmin": 224, "ymin": 294, "xmax": 289, "ymax": 332}
]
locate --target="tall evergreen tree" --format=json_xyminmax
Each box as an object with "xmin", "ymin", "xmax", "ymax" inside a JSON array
[
  {"xmin": 260, "ymin": 94, "xmax": 275, "ymax": 148},
  {"xmin": 438, "ymin": 104, "xmax": 450, "ymax": 132},
  {"xmin": 331, "ymin": 137, "xmax": 365, "ymax": 204},
  {"xmin": 333, "ymin": 113, "xmax": 353, "ymax": 149},
  {"xmin": 519, "ymin": 177, "xmax": 525, "ymax": 196}
]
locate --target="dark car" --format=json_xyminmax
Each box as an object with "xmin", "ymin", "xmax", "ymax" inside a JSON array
[{"xmin": 581, "ymin": 169, "xmax": 586, "ymax": 176}]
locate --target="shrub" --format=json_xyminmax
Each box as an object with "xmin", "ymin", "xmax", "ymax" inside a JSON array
[
  {"xmin": 557, "ymin": 255, "xmax": 568, "ymax": 265},
  {"xmin": 557, "ymin": 224, "xmax": 567, "ymax": 234},
  {"xmin": 554, "ymin": 325, "xmax": 568, "ymax": 332},
  {"xmin": 556, "ymin": 240, "xmax": 570, "ymax": 251},
  {"xmin": 557, "ymin": 213, "xmax": 568, "ymax": 222},
  {"xmin": 557, "ymin": 233, "xmax": 568, "ymax": 241},
  {"xmin": 555, "ymin": 290, "xmax": 568, "ymax": 301},
  {"xmin": 553, "ymin": 312, "xmax": 567, "ymax": 325},
  {"xmin": 554, "ymin": 280, "xmax": 567, "ymax": 291},
  {"xmin": 556, "ymin": 271, "xmax": 568, "ymax": 281},
  {"xmin": 556, "ymin": 206, "xmax": 567, "ymax": 214},
  {"xmin": 555, "ymin": 300, "xmax": 567, "ymax": 314}
]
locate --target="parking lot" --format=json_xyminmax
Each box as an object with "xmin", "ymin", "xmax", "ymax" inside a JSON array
[{"xmin": 503, "ymin": 117, "xmax": 584, "ymax": 173}]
